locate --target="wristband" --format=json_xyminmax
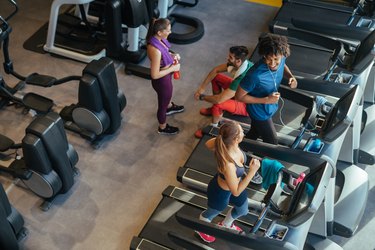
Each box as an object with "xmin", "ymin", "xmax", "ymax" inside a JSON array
[{"xmin": 199, "ymin": 94, "xmax": 206, "ymax": 101}]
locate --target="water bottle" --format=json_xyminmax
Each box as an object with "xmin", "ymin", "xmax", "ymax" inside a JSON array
[
  {"xmin": 173, "ymin": 71, "xmax": 180, "ymax": 79},
  {"xmin": 173, "ymin": 59, "xmax": 180, "ymax": 79}
]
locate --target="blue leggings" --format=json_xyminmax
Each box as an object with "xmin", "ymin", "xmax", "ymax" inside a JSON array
[
  {"xmin": 202, "ymin": 175, "xmax": 249, "ymax": 221},
  {"xmin": 151, "ymin": 74, "xmax": 173, "ymax": 124}
]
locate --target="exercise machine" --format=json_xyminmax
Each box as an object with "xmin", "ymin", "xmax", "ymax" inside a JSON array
[
  {"xmin": 59, "ymin": 57, "xmax": 126, "ymax": 148},
  {"xmin": 0, "ymin": 112, "xmax": 79, "ymax": 211},
  {"xmin": 179, "ymin": 84, "xmax": 368, "ymax": 247},
  {"xmin": 124, "ymin": 0, "xmax": 205, "ymax": 79},
  {"xmin": 278, "ymin": 0, "xmax": 374, "ymax": 17},
  {"xmin": 249, "ymin": 29, "xmax": 375, "ymax": 165},
  {"xmin": 131, "ymin": 141, "xmax": 332, "ymax": 249},
  {"xmin": 157, "ymin": 0, "xmax": 204, "ymax": 44},
  {"xmin": 270, "ymin": 0, "xmax": 374, "ymax": 33},
  {"xmin": 268, "ymin": 0, "xmax": 375, "ymax": 104},
  {"xmin": 0, "ymin": 183, "xmax": 26, "ymax": 250},
  {"xmin": 43, "ymin": 0, "xmax": 152, "ymax": 64},
  {"xmin": 1, "ymin": 5, "xmax": 127, "ymax": 148}
]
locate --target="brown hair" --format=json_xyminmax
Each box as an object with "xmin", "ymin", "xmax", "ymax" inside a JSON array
[
  {"xmin": 258, "ymin": 33, "xmax": 290, "ymax": 58},
  {"xmin": 229, "ymin": 46, "xmax": 249, "ymax": 62},
  {"xmin": 215, "ymin": 120, "xmax": 242, "ymax": 173},
  {"xmin": 146, "ymin": 18, "xmax": 171, "ymax": 42}
]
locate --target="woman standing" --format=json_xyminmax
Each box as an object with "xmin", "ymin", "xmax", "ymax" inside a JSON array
[
  {"xmin": 196, "ymin": 120, "xmax": 261, "ymax": 243},
  {"xmin": 146, "ymin": 18, "xmax": 184, "ymax": 135}
]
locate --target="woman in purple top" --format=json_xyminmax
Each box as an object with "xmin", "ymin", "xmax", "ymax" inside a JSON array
[{"xmin": 146, "ymin": 18, "xmax": 184, "ymax": 135}]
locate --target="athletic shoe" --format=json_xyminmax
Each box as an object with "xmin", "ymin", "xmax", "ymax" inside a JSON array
[
  {"xmin": 195, "ymin": 231, "xmax": 216, "ymax": 243},
  {"xmin": 199, "ymin": 107, "xmax": 212, "ymax": 116},
  {"xmin": 217, "ymin": 222, "xmax": 243, "ymax": 232},
  {"xmin": 194, "ymin": 129, "xmax": 203, "ymax": 138},
  {"xmin": 157, "ymin": 124, "xmax": 179, "ymax": 135},
  {"xmin": 166, "ymin": 102, "xmax": 184, "ymax": 115},
  {"xmin": 251, "ymin": 171, "xmax": 263, "ymax": 185}
]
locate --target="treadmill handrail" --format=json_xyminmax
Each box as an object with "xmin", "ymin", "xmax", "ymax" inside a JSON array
[
  {"xmin": 291, "ymin": 18, "xmax": 370, "ymax": 44},
  {"xmin": 286, "ymin": 26, "xmax": 345, "ymax": 64},
  {"xmin": 285, "ymin": 0, "xmax": 366, "ymax": 14},
  {"xmin": 239, "ymin": 139, "xmax": 331, "ymax": 170},
  {"xmin": 281, "ymin": 78, "xmax": 352, "ymax": 98}
]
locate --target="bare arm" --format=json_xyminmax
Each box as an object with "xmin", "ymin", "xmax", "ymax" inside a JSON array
[
  {"xmin": 205, "ymin": 137, "xmax": 216, "ymax": 151},
  {"xmin": 194, "ymin": 63, "xmax": 228, "ymax": 100},
  {"xmin": 223, "ymin": 158, "xmax": 261, "ymax": 196},
  {"xmin": 283, "ymin": 64, "xmax": 297, "ymax": 88},
  {"xmin": 201, "ymin": 88, "xmax": 236, "ymax": 104},
  {"xmin": 235, "ymin": 86, "xmax": 279, "ymax": 104},
  {"xmin": 148, "ymin": 45, "xmax": 180, "ymax": 80}
]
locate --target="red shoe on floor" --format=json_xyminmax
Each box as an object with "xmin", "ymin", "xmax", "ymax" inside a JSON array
[
  {"xmin": 217, "ymin": 221, "xmax": 243, "ymax": 232},
  {"xmin": 200, "ymin": 107, "xmax": 212, "ymax": 116},
  {"xmin": 194, "ymin": 129, "xmax": 203, "ymax": 138},
  {"xmin": 195, "ymin": 231, "xmax": 216, "ymax": 243}
]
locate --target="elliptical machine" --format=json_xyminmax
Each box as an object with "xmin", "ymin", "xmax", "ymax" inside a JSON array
[
  {"xmin": 0, "ymin": 112, "xmax": 79, "ymax": 211},
  {"xmin": 0, "ymin": 2, "xmax": 126, "ymax": 148},
  {"xmin": 0, "ymin": 183, "xmax": 26, "ymax": 250}
]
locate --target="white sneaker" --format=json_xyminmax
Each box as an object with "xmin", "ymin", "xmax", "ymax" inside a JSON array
[{"xmin": 251, "ymin": 171, "xmax": 263, "ymax": 185}]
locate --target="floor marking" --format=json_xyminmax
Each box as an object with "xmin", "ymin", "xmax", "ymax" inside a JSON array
[{"xmin": 246, "ymin": 0, "xmax": 282, "ymax": 7}]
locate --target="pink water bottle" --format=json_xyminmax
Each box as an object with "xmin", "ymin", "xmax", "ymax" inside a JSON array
[{"xmin": 293, "ymin": 173, "xmax": 306, "ymax": 186}]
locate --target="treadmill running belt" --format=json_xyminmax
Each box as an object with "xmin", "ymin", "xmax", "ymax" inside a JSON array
[{"xmin": 138, "ymin": 196, "xmax": 252, "ymax": 250}]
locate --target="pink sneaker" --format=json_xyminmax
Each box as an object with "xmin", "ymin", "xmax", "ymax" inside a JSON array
[
  {"xmin": 217, "ymin": 222, "xmax": 243, "ymax": 232},
  {"xmin": 200, "ymin": 107, "xmax": 212, "ymax": 116},
  {"xmin": 194, "ymin": 129, "xmax": 203, "ymax": 138},
  {"xmin": 195, "ymin": 231, "xmax": 216, "ymax": 243}
]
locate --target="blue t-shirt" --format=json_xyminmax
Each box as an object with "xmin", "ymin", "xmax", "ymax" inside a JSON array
[{"xmin": 239, "ymin": 57, "xmax": 286, "ymax": 121}]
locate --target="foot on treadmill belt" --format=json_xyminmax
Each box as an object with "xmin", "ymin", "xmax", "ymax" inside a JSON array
[
  {"xmin": 195, "ymin": 231, "xmax": 216, "ymax": 243},
  {"xmin": 200, "ymin": 107, "xmax": 212, "ymax": 116},
  {"xmin": 250, "ymin": 171, "xmax": 263, "ymax": 185},
  {"xmin": 217, "ymin": 222, "xmax": 243, "ymax": 232}
]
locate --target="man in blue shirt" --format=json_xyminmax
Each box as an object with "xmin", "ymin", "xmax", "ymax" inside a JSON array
[{"xmin": 235, "ymin": 33, "xmax": 297, "ymax": 144}]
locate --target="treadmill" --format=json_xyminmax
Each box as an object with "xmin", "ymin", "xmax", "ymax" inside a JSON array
[
  {"xmin": 131, "ymin": 143, "xmax": 333, "ymax": 249},
  {"xmin": 277, "ymin": 0, "xmax": 375, "ymax": 17},
  {"xmin": 269, "ymin": 0, "xmax": 375, "ymax": 104},
  {"xmin": 271, "ymin": 0, "xmax": 374, "ymax": 33},
  {"xmin": 178, "ymin": 85, "xmax": 368, "ymax": 244},
  {"xmin": 250, "ymin": 28, "xmax": 375, "ymax": 165}
]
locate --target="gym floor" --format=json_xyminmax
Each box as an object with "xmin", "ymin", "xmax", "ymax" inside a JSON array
[{"xmin": 0, "ymin": 0, "xmax": 374, "ymax": 249}]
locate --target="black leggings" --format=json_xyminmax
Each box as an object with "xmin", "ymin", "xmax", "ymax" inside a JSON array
[{"xmin": 246, "ymin": 118, "xmax": 278, "ymax": 145}]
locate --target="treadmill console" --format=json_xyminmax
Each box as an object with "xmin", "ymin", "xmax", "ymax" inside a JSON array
[{"xmin": 332, "ymin": 72, "xmax": 354, "ymax": 85}]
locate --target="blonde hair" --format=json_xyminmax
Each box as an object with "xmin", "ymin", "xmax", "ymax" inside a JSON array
[{"xmin": 215, "ymin": 121, "xmax": 241, "ymax": 173}]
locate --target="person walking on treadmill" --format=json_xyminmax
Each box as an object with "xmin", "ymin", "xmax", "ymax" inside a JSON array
[
  {"xmin": 194, "ymin": 46, "xmax": 253, "ymax": 138},
  {"xmin": 235, "ymin": 33, "xmax": 297, "ymax": 144},
  {"xmin": 147, "ymin": 18, "xmax": 184, "ymax": 135},
  {"xmin": 196, "ymin": 120, "xmax": 261, "ymax": 243}
]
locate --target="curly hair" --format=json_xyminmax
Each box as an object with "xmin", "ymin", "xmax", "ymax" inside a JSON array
[{"xmin": 258, "ymin": 33, "xmax": 290, "ymax": 58}]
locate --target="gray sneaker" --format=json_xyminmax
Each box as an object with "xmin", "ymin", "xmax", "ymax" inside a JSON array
[{"xmin": 251, "ymin": 171, "xmax": 263, "ymax": 185}]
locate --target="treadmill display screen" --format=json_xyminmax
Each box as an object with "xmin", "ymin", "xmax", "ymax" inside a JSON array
[
  {"xmin": 319, "ymin": 85, "xmax": 357, "ymax": 142},
  {"xmin": 288, "ymin": 162, "xmax": 326, "ymax": 220}
]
